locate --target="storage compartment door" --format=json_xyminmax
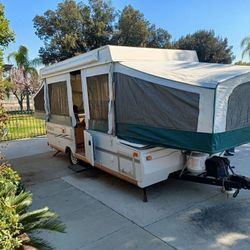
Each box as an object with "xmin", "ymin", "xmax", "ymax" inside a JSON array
[{"xmin": 84, "ymin": 131, "xmax": 95, "ymax": 166}]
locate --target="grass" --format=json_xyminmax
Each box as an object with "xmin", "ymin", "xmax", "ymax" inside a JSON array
[{"xmin": 4, "ymin": 114, "xmax": 46, "ymax": 141}]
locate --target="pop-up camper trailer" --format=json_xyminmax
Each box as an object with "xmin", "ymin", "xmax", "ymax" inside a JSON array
[{"xmin": 34, "ymin": 45, "xmax": 250, "ymax": 200}]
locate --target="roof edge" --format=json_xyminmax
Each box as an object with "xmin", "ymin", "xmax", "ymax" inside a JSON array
[{"xmin": 40, "ymin": 45, "xmax": 199, "ymax": 78}]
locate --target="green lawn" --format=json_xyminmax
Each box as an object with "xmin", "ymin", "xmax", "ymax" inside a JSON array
[{"xmin": 5, "ymin": 114, "xmax": 46, "ymax": 140}]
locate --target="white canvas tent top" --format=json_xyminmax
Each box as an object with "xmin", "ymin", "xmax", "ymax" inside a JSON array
[
  {"xmin": 40, "ymin": 45, "xmax": 199, "ymax": 78},
  {"xmin": 37, "ymin": 45, "xmax": 250, "ymax": 154},
  {"xmin": 118, "ymin": 61, "xmax": 250, "ymax": 88}
]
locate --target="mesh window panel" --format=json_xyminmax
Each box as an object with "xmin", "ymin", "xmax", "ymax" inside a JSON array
[
  {"xmin": 34, "ymin": 85, "xmax": 45, "ymax": 112},
  {"xmin": 48, "ymin": 81, "xmax": 69, "ymax": 116},
  {"xmin": 226, "ymin": 81, "xmax": 250, "ymax": 130},
  {"xmin": 87, "ymin": 74, "xmax": 109, "ymax": 132},
  {"xmin": 114, "ymin": 73, "xmax": 199, "ymax": 131}
]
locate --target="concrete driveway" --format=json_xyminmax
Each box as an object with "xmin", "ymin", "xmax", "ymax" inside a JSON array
[{"xmin": 1, "ymin": 137, "xmax": 250, "ymax": 250}]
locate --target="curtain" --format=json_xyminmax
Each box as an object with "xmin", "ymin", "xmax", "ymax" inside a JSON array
[{"xmin": 48, "ymin": 81, "xmax": 69, "ymax": 116}]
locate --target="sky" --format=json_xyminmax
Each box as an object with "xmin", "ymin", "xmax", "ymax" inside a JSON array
[{"xmin": 2, "ymin": 0, "xmax": 250, "ymax": 64}]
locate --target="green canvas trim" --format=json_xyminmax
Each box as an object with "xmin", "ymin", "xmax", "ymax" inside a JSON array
[
  {"xmin": 213, "ymin": 126, "xmax": 250, "ymax": 153},
  {"xmin": 116, "ymin": 123, "xmax": 250, "ymax": 154}
]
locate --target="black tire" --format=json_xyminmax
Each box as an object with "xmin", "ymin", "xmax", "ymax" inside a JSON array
[{"xmin": 69, "ymin": 150, "xmax": 79, "ymax": 165}]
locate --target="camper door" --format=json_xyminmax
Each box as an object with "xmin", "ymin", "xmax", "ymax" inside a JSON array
[
  {"xmin": 81, "ymin": 64, "xmax": 113, "ymax": 165},
  {"xmin": 81, "ymin": 64, "xmax": 113, "ymax": 134},
  {"xmin": 84, "ymin": 130, "xmax": 94, "ymax": 165}
]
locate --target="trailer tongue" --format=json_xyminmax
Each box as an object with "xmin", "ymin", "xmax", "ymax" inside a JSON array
[{"xmin": 169, "ymin": 156, "xmax": 250, "ymax": 198}]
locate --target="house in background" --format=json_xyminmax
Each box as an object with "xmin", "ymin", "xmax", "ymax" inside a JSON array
[{"xmin": 3, "ymin": 64, "xmax": 13, "ymax": 78}]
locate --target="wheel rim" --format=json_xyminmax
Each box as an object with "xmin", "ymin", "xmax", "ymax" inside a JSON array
[{"xmin": 70, "ymin": 152, "xmax": 78, "ymax": 165}]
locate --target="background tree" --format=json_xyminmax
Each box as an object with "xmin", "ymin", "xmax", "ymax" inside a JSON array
[
  {"xmin": 87, "ymin": 0, "xmax": 116, "ymax": 49},
  {"xmin": 147, "ymin": 25, "xmax": 172, "ymax": 48},
  {"xmin": 34, "ymin": 1, "xmax": 172, "ymax": 64},
  {"xmin": 114, "ymin": 5, "xmax": 172, "ymax": 48},
  {"xmin": 34, "ymin": 2, "xmax": 234, "ymax": 65},
  {"xmin": 33, "ymin": 0, "xmax": 116, "ymax": 64},
  {"xmin": 0, "ymin": 3, "xmax": 15, "ymax": 49},
  {"xmin": 174, "ymin": 30, "xmax": 234, "ymax": 63},
  {"xmin": 0, "ymin": 3, "xmax": 15, "ymax": 137},
  {"xmin": 235, "ymin": 60, "xmax": 250, "ymax": 66},
  {"xmin": 8, "ymin": 45, "xmax": 40, "ymax": 111},
  {"xmin": 241, "ymin": 36, "xmax": 250, "ymax": 60},
  {"xmin": 115, "ymin": 5, "xmax": 149, "ymax": 47}
]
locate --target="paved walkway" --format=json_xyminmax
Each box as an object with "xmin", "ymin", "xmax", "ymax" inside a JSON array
[
  {"xmin": 0, "ymin": 136, "xmax": 52, "ymax": 160},
  {"xmin": 1, "ymin": 137, "xmax": 250, "ymax": 250}
]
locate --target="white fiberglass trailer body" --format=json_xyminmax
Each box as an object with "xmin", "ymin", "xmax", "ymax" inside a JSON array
[{"xmin": 34, "ymin": 45, "xmax": 250, "ymax": 190}]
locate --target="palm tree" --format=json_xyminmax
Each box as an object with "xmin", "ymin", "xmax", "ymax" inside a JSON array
[
  {"xmin": 241, "ymin": 37, "xmax": 250, "ymax": 60},
  {"xmin": 15, "ymin": 192, "xmax": 66, "ymax": 250},
  {"xmin": 8, "ymin": 45, "xmax": 41, "ymax": 111},
  {"xmin": 0, "ymin": 165, "xmax": 65, "ymax": 250},
  {"xmin": 2, "ymin": 190, "xmax": 66, "ymax": 250}
]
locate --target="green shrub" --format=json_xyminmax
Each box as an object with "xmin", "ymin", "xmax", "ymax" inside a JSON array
[
  {"xmin": 0, "ymin": 163, "xmax": 20, "ymax": 186},
  {"xmin": 0, "ymin": 200, "xmax": 23, "ymax": 250},
  {"xmin": 0, "ymin": 164, "xmax": 66, "ymax": 250},
  {"xmin": 0, "ymin": 164, "xmax": 23, "ymax": 250}
]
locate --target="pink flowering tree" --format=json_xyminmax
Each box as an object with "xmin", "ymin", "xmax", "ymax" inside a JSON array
[
  {"xmin": 10, "ymin": 65, "xmax": 39, "ymax": 111},
  {"xmin": 8, "ymin": 45, "xmax": 41, "ymax": 111}
]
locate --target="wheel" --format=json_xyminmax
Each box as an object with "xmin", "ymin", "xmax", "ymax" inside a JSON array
[{"xmin": 69, "ymin": 150, "xmax": 79, "ymax": 165}]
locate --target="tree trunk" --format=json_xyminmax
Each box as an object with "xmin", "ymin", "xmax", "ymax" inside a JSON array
[
  {"xmin": 19, "ymin": 99, "xmax": 23, "ymax": 112},
  {"xmin": 26, "ymin": 92, "xmax": 30, "ymax": 111},
  {"xmin": 13, "ymin": 92, "xmax": 24, "ymax": 111}
]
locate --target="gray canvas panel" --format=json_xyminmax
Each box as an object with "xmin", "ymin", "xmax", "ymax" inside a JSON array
[
  {"xmin": 226, "ymin": 81, "xmax": 250, "ymax": 130},
  {"xmin": 34, "ymin": 85, "xmax": 45, "ymax": 112},
  {"xmin": 114, "ymin": 73, "xmax": 199, "ymax": 131}
]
